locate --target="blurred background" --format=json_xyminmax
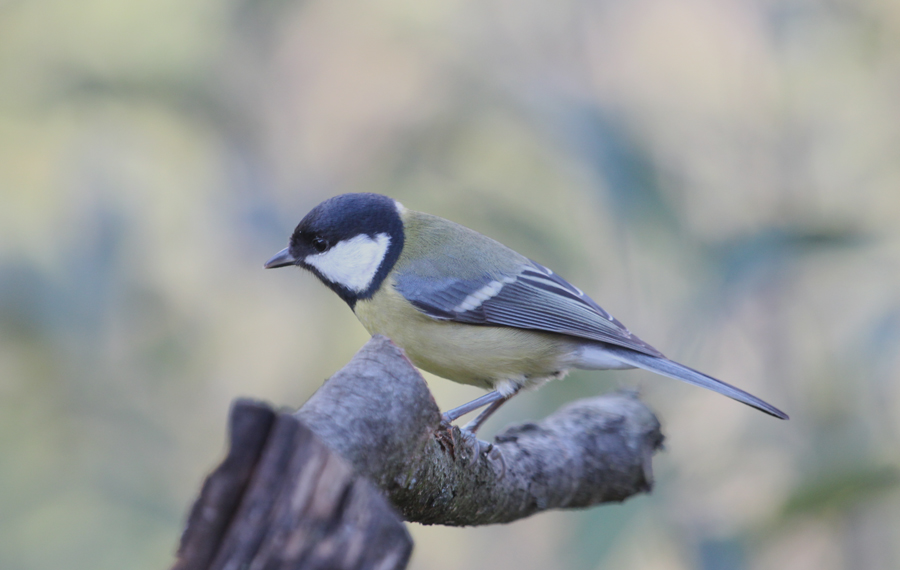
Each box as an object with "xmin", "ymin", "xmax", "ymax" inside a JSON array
[{"xmin": 2, "ymin": 0, "xmax": 899, "ymax": 568}]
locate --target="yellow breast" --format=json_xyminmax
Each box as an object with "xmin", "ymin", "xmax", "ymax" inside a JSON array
[{"xmin": 353, "ymin": 281, "xmax": 574, "ymax": 391}]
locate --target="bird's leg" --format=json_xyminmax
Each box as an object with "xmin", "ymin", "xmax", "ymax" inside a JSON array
[
  {"xmin": 441, "ymin": 391, "xmax": 505, "ymax": 423},
  {"xmin": 461, "ymin": 396, "xmax": 511, "ymax": 434},
  {"xmin": 442, "ymin": 385, "xmax": 523, "ymax": 435}
]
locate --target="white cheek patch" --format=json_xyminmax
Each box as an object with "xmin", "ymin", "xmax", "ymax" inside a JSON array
[{"xmin": 305, "ymin": 233, "xmax": 391, "ymax": 293}]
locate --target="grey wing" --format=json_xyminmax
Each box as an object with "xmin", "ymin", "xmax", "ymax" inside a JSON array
[{"xmin": 394, "ymin": 260, "xmax": 664, "ymax": 357}]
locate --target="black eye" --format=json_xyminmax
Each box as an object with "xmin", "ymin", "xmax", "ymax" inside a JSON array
[{"xmin": 311, "ymin": 237, "xmax": 328, "ymax": 253}]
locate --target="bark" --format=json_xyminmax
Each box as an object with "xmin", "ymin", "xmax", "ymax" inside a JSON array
[
  {"xmin": 171, "ymin": 334, "xmax": 664, "ymax": 570},
  {"xmin": 297, "ymin": 335, "xmax": 664, "ymax": 525},
  {"xmin": 172, "ymin": 401, "xmax": 412, "ymax": 570}
]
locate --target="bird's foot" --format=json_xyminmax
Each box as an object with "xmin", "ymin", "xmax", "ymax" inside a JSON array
[{"xmin": 456, "ymin": 426, "xmax": 494, "ymax": 456}]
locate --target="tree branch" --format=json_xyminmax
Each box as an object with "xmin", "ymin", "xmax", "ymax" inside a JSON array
[{"xmin": 297, "ymin": 335, "xmax": 664, "ymax": 526}]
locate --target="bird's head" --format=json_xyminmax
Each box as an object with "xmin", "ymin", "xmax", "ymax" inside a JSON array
[{"xmin": 265, "ymin": 193, "xmax": 405, "ymax": 306}]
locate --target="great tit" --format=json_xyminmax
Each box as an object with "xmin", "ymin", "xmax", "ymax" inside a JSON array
[{"xmin": 266, "ymin": 193, "xmax": 788, "ymax": 432}]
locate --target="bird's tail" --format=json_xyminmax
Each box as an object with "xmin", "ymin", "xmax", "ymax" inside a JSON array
[{"xmin": 599, "ymin": 345, "xmax": 789, "ymax": 420}]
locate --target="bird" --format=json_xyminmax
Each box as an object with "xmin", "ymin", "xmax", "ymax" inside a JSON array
[{"xmin": 265, "ymin": 192, "xmax": 788, "ymax": 433}]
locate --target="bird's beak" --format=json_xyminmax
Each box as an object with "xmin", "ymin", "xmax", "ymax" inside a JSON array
[{"xmin": 264, "ymin": 247, "xmax": 297, "ymax": 269}]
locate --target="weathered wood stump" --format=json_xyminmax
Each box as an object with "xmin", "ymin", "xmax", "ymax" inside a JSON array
[{"xmin": 171, "ymin": 401, "xmax": 412, "ymax": 570}]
